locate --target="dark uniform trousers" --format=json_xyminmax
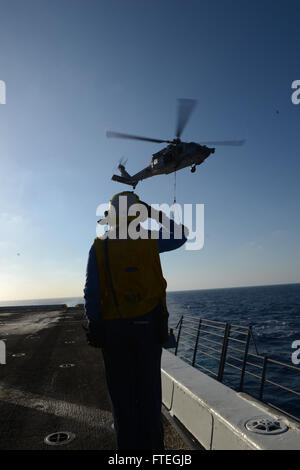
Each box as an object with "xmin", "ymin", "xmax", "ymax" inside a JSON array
[{"xmin": 101, "ymin": 307, "xmax": 165, "ymax": 450}]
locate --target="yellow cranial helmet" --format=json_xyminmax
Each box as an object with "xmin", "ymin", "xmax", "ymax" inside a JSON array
[{"xmin": 108, "ymin": 191, "xmax": 140, "ymax": 225}]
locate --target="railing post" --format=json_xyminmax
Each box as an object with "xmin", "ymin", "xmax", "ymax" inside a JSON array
[
  {"xmin": 249, "ymin": 324, "xmax": 260, "ymax": 355},
  {"xmin": 239, "ymin": 325, "xmax": 251, "ymax": 392},
  {"xmin": 217, "ymin": 322, "xmax": 231, "ymax": 382},
  {"xmin": 259, "ymin": 355, "xmax": 268, "ymax": 400},
  {"xmin": 192, "ymin": 318, "xmax": 202, "ymax": 366},
  {"xmin": 175, "ymin": 316, "xmax": 183, "ymax": 356}
]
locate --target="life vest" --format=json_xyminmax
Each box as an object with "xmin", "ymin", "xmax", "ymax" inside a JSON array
[{"xmin": 94, "ymin": 236, "xmax": 167, "ymax": 320}]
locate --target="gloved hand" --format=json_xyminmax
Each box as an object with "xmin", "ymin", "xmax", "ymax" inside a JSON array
[
  {"xmin": 163, "ymin": 328, "xmax": 177, "ymax": 349},
  {"xmin": 153, "ymin": 303, "xmax": 170, "ymax": 345},
  {"xmin": 85, "ymin": 321, "xmax": 105, "ymax": 348}
]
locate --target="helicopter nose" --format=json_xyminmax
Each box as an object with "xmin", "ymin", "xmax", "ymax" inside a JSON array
[
  {"xmin": 203, "ymin": 147, "xmax": 214, "ymax": 160},
  {"xmin": 206, "ymin": 147, "xmax": 215, "ymax": 156}
]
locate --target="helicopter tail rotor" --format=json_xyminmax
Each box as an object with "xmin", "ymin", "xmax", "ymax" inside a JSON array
[{"xmin": 118, "ymin": 158, "xmax": 131, "ymax": 179}]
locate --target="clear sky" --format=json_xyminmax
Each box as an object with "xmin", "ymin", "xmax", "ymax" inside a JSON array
[{"xmin": 0, "ymin": 0, "xmax": 299, "ymax": 301}]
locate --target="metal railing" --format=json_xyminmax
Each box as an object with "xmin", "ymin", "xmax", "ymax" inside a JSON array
[{"xmin": 171, "ymin": 315, "xmax": 300, "ymax": 422}]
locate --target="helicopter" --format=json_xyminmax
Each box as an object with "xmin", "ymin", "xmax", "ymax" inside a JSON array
[{"xmin": 107, "ymin": 99, "xmax": 245, "ymax": 189}]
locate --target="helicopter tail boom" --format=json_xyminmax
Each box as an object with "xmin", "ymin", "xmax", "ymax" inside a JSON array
[{"xmin": 111, "ymin": 174, "xmax": 137, "ymax": 187}]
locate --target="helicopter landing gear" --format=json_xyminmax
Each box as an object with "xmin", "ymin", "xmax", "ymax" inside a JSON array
[{"xmin": 190, "ymin": 165, "xmax": 196, "ymax": 173}]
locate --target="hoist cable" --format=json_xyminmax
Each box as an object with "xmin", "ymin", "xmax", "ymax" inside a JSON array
[{"xmin": 174, "ymin": 171, "xmax": 177, "ymax": 204}]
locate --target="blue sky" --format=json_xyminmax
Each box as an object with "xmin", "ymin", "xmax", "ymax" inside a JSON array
[{"xmin": 0, "ymin": 0, "xmax": 299, "ymax": 301}]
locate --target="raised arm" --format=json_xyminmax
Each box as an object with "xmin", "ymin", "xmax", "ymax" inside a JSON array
[{"xmin": 140, "ymin": 202, "xmax": 189, "ymax": 253}]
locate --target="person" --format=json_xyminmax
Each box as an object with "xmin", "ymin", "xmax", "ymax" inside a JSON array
[{"xmin": 83, "ymin": 191, "xmax": 188, "ymax": 450}]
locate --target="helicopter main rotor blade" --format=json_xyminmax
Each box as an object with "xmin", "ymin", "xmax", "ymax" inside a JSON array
[
  {"xmin": 199, "ymin": 139, "xmax": 246, "ymax": 146},
  {"xmin": 106, "ymin": 131, "xmax": 172, "ymax": 144},
  {"xmin": 175, "ymin": 98, "xmax": 197, "ymax": 139}
]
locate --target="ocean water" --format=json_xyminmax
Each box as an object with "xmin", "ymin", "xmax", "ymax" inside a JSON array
[
  {"xmin": 1, "ymin": 283, "xmax": 299, "ymax": 419},
  {"xmin": 166, "ymin": 283, "xmax": 300, "ymax": 421}
]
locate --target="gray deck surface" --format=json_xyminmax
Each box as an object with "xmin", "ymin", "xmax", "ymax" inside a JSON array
[{"xmin": 0, "ymin": 306, "xmax": 189, "ymax": 450}]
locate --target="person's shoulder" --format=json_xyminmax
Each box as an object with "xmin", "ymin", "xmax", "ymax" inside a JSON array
[{"xmin": 94, "ymin": 234, "xmax": 108, "ymax": 243}]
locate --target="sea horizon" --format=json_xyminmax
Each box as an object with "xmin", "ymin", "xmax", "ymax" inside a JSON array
[{"xmin": 0, "ymin": 281, "xmax": 299, "ymax": 307}]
